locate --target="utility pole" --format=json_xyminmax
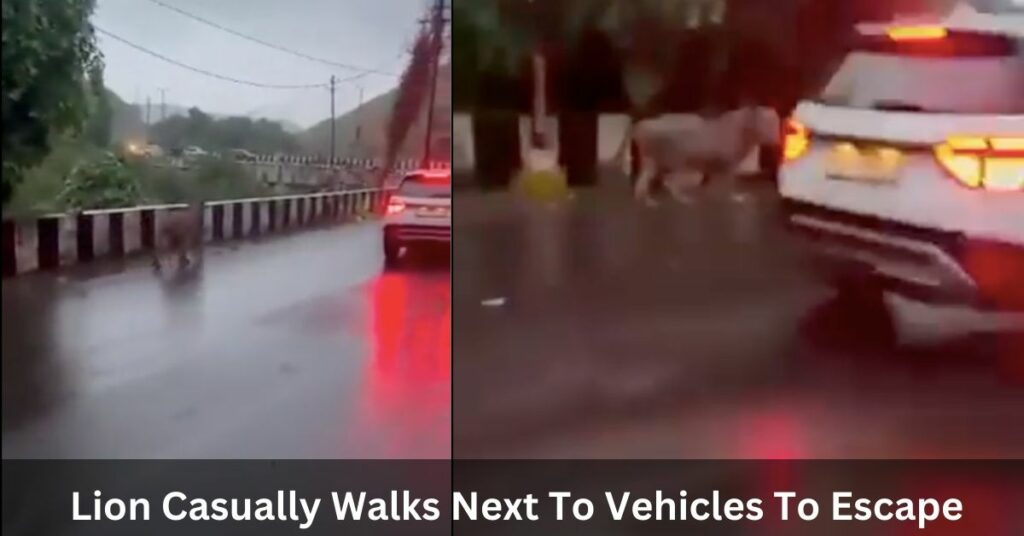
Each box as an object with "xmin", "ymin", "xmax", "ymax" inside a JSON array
[
  {"xmin": 145, "ymin": 95, "xmax": 152, "ymax": 142},
  {"xmin": 422, "ymin": 0, "xmax": 446, "ymax": 167},
  {"xmin": 158, "ymin": 87, "xmax": 168, "ymax": 123},
  {"xmin": 354, "ymin": 84, "xmax": 365, "ymax": 145},
  {"xmin": 329, "ymin": 75, "xmax": 337, "ymax": 164}
]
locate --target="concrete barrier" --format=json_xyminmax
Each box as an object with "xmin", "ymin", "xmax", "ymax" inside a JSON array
[{"xmin": 1, "ymin": 188, "xmax": 392, "ymax": 278}]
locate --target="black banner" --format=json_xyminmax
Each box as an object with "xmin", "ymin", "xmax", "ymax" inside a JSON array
[
  {"xmin": 3, "ymin": 461, "xmax": 450, "ymax": 536},
  {"xmin": 3, "ymin": 460, "xmax": 1023, "ymax": 535}
]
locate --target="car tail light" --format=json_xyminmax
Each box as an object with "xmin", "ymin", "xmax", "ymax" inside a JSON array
[
  {"xmin": 886, "ymin": 25, "xmax": 947, "ymax": 42},
  {"xmin": 782, "ymin": 119, "xmax": 810, "ymax": 161},
  {"xmin": 386, "ymin": 199, "xmax": 406, "ymax": 215},
  {"xmin": 934, "ymin": 136, "xmax": 1024, "ymax": 191}
]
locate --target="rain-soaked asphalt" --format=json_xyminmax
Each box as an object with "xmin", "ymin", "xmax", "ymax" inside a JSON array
[
  {"xmin": 453, "ymin": 180, "xmax": 1024, "ymax": 459},
  {"xmin": 2, "ymin": 222, "xmax": 450, "ymax": 459}
]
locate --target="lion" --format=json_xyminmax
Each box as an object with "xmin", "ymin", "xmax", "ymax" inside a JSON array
[
  {"xmin": 617, "ymin": 106, "xmax": 779, "ymax": 205},
  {"xmin": 152, "ymin": 201, "xmax": 205, "ymax": 277}
]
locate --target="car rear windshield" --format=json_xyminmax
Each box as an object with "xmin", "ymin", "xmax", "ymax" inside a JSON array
[
  {"xmin": 399, "ymin": 175, "xmax": 451, "ymax": 198},
  {"xmin": 816, "ymin": 32, "xmax": 1024, "ymax": 114}
]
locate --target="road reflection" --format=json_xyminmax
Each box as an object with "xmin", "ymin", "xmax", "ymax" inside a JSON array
[
  {"xmin": 453, "ymin": 188, "xmax": 1024, "ymax": 459},
  {"xmin": 1, "ymin": 279, "xmax": 65, "ymax": 433},
  {"xmin": 353, "ymin": 263, "xmax": 451, "ymax": 458}
]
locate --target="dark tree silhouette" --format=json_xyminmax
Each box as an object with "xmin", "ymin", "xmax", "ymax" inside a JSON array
[{"xmin": 384, "ymin": 23, "xmax": 439, "ymax": 181}]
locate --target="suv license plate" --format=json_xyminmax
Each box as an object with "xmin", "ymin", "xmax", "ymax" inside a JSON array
[{"xmin": 825, "ymin": 144, "xmax": 904, "ymax": 184}]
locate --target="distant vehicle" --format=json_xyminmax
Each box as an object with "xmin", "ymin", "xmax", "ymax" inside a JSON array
[
  {"xmin": 142, "ymin": 144, "xmax": 164, "ymax": 158},
  {"xmin": 779, "ymin": 7, "xmax": 1024, "ymax": 325},
  {"xmin": 182, "ymin": 146, "xmax": 208, "ymax": 159},
  {"xmin": 231, "ymin": 149, "xmax": 257, "ymax": 162},
  {"xmin": 382, "ymin": 170, "xmax": 451, "ymax": 268}
]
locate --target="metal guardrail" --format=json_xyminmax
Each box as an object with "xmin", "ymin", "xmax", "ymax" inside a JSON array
[{"xmin": 3, "ymin": 188, "xmax": 395, "ymax": 277}]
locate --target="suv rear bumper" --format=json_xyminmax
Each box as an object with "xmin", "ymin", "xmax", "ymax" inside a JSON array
[
  {"xmin": 384, "ymin": 224, "xmax": 451, "ymax": 244},
  {"xmin": 782, "ymin": 200, "xmax": 1024, "ymax": 311}
]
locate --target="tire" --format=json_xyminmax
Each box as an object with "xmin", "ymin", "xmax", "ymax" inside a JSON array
[
  {"xmin": 383, "ymin": 238, "xmax": 402, "ymax": 270},
  {"xmin": 801, "ymin": 277, "xmax": 897, "ymax": 353}
]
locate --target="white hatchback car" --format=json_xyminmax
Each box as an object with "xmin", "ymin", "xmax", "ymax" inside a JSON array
[
  {"xmin": 382, "ymin": 170, "xmax": 451, "ymax": 267},
  {"xmin": 780, "ymin": 7, "xmax": 1024, "ymax": 318}
]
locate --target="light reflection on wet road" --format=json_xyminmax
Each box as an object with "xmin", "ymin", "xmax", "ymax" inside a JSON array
[
  {"xmin": 453, "ymin": 184, "xmax": 1024, "ymax": 459},
  {"xmin": 2, "ymin": 223, "xmax": 450, "ymax": 459}
]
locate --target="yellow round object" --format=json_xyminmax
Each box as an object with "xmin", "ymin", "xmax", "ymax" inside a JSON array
[{"xmin": 515, "ymin": 168, "xmax": 570, "ymax": 202}]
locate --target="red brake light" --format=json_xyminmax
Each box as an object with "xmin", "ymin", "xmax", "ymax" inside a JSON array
[
  {"xmin": 386, "ymin": 199, "xmax": 406, "ymax": 215},
  {"xmin": 783, "ymin": 119, "xmax": 810, "ymax": 162},
  {"xmin": 886, "ymin": 25, "xmax": 947, "ymax": 42},
  {"xmin": 934, "ymin": 136, "xmax": 1024, "ymax": 191}
]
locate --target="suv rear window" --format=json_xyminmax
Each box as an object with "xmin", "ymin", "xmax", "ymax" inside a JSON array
[
  {"xmin": 399, "ymin": 174, "xmax": 451, "ymax": 198},
  {"xmin": 816, "ymin": 32, "xmax": 1024, "ymax": 114}
]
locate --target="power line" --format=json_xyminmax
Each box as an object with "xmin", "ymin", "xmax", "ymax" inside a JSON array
[
  {"xmin": 95, "ymin": 26, "xmax": 328, "ymax": 89},
  {"xmin": 143, "ymin": 0, "xmax": 398, "ymax": 78}
]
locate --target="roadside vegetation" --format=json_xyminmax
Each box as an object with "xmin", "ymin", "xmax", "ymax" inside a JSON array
[
  {"xmin": 2, "ymin": 0, "xmax": 279, "ymax": 218},
  {"xmin": 6, "ymin": 144, "xmax": 272, "ymax": 217}
]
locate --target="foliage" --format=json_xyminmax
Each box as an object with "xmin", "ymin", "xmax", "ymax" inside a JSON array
[
  {"xmin": 149, "ymin": 107, "xmax": 299, "ymax": 154},
  {"xmin": 190, "ymin": 158, "xmax": 271, "ymax": 200},
  {"xmin": 586, "ymin": 0, "xmax": 716, "ymax": 112},
  {"xmin": 453, "ymin": 0, "xmax": 533, "ymax": 76},
  {"xmin": 58, "ymin": 153, "xmax": 142, "ymax": 209},
  {"xmin": 6, "ymin": 137, "xmax": 104, "ymax": 215},
  {"xmin": 453, "ymin": 0, "xmax": 710, "ymax": 114},
  {"xmin": 2, "ymin": 0, "xmax": 102, "ymax": 206},
  {"xmin": 129, "ymin": 162, "xmax": 192, "ymax": 203},
  {"xmin": 132, "ymin": 158, "xmax": 270, "ymax": 203},
  {"xmin": 83, "ymin": 65, "xmax": 113, "ymax": 147},
  {"xmin": 385, "ymin": 23, "xmax": 438, "ymax": 173},
  {"xmin": 450, "ymin": 0, "xmax": 481, "ymax": 109},
  {"xmin": 10, "ymin": 142, "xmax": 270, "ymax": 213}
]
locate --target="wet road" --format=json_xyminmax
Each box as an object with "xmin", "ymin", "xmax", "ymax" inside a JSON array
[
  {"xmin": 2, "ymin": 223, "xmax": 450, "ymax": 459},
  {"xmin": 453, "ymin": 181, "xmax": 1024, "ymax": 459}
]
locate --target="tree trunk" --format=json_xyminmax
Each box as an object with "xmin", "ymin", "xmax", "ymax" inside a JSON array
[
  {"xmin": 525, "ymin": 51, "xmax": 559, "ymax": 173},
  {"xmin": 531, "ymin": 52, "xmax": 547, "ymax": 149},
  {"xmin": 559, "ymin": 111, "xmax": 597, "ymax": 187},
  {"xmin": 472, "ymin": 110, "xmax": 521, "ymax": 189}
]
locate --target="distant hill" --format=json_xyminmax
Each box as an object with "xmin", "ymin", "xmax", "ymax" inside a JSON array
[
  {"xmin": 300, "ymin": 63, "xmax": 451, "ymax": 162},
  {"xmin": 127, "ymin": 101, "xmax": 303, "ymax": 135},
  {"xmin": 277, "ymin": 120, "xmax": 304, "ymax": 134}
]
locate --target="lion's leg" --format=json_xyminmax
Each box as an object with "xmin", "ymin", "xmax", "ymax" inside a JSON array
[
  {"xmin": 665, "ymin": 169, "xmax": 701, "ymax": 205},
  {"xmin": 634, "ymin": 160, "xmax": 659, "ymax": 206},
  {"xmin": 724, "ymin": 169, "xmax": 751, "ymax": 203},
  {"xmin": 152, "ymin": 230, "xmax": 170, "ymax": 273}
]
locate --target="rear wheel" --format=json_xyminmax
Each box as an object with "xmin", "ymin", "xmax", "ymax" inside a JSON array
[
  {"xmin": 384, "ymin": 237, "xmax": 402, "ymax": 269},
  {"xmin": 802, "ymin": 277, "xmax": 897, "ymax": 352}
]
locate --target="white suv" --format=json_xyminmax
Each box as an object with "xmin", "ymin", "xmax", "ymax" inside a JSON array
[
  {"xmin": 779, "ymin": 7, "xmax": 1023, "ymax": 317},
  {"xmin": 382, "ymin": 170, "xmax": 451, "ymax": 268}
]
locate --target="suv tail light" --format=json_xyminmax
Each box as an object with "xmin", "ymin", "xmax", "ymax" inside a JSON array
[
  {"xmin": 386, "ymin": 199, "xmax": 406, "ymax": 215},
  {"xmin": 886, "ymin": 25, "xmax": 947, "ymax": 42},
  {"xmin": 934, "ymin": 136, "xmax": 1024, "ymax": 191},
  {"xmin": 782, "ymin": 119, "xmax": 811, "ymax": 161}
]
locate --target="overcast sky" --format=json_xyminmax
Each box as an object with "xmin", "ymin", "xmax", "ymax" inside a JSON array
[{"xmin": 94, "ymin": 0, "xmax": 427, "ymax": 128}]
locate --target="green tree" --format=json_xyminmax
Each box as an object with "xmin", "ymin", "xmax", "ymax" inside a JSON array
[
  {"xmin": 2, "ymin": 0, "xmax": 102, "ymax": 206},
  {"xmin": 385, "ymin": 26, "xmax": 437, "ymax": 174},
  {"xmin": 581, "ymin": 0, "xmax": 722, "ymax": 113},
  {"xmin": 454, "ymin": 0, "xmax": 707, "ymax": 185},
  {"xmin": 58, "ymin": 153, "xmax": 141, "ymax": 209},
  {"xmin": 149, "ymin": 108, "xmax": 298, "ymax": 154},
  {"xmin": 83, "ymin": 64, "xmax": 113, "ymax": 147}
]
